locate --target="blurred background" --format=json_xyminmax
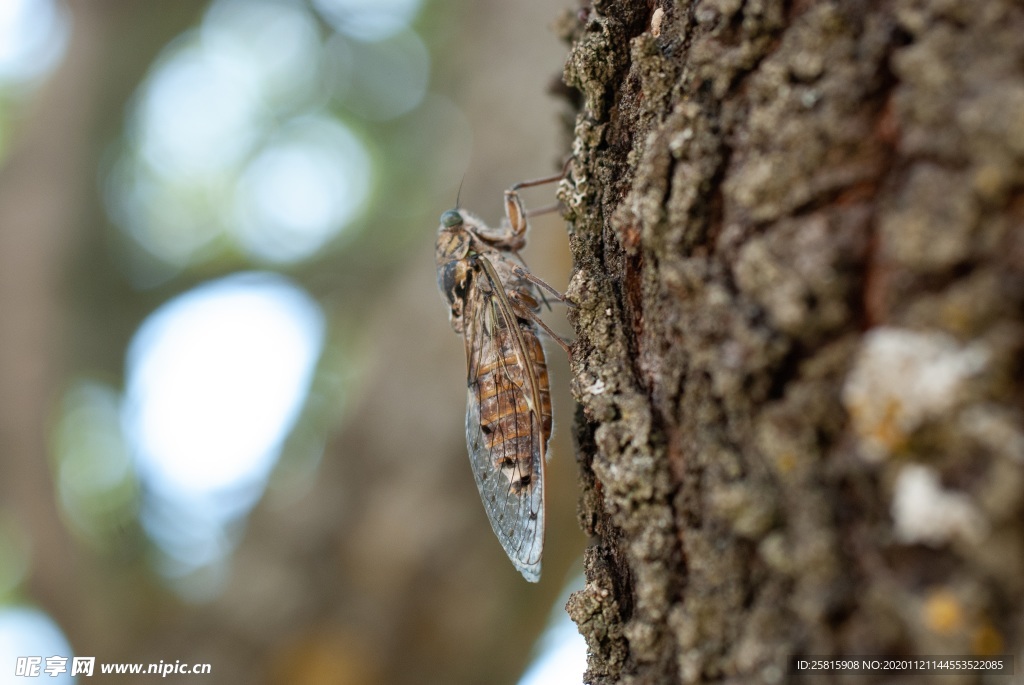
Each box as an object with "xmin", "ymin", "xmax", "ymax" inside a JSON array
[{"xmin": 0, "ymin": 0, "xmax": 586, "ymax": 683}]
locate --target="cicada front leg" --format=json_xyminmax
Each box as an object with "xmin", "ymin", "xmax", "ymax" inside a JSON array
[
  {"xmin": 501, "ymin": 170, "xmax": 568, "ymax": 247},
  {"xmin": 507, "ymin": 167, "xmax": 577, "ymax": 357}
]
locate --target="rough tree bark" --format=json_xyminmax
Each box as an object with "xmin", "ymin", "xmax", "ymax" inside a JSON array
[{"xmin": 556, "ymin": 0, "xmax": 1024, "ymax": 682}]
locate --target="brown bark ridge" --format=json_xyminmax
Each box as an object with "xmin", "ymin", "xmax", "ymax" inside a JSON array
[{"xmin": 555, "ymin": 0, "xmax": 1024, "ymax": 682}]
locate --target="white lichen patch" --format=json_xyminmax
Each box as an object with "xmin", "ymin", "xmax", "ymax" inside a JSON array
[
  {"xmin": 842, "ymin": 327, "xmax": 988, "ymax": 461},
  {"xmin": 892, "ymin": 464, "xmax": 986, "ymax": 546},
  {"xmin": 585, "ymin": 377, "xmax": 607, "ymax": 396}
]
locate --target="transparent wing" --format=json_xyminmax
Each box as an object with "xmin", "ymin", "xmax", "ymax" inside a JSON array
[{"xmin": 463, "ymin": 256, "xmax": 546, "ymax": 582}]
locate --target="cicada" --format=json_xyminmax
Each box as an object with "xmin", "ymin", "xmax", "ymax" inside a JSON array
[{"xmin": 435, "ymin": 173, "xmax": 569, "ymax": 582}]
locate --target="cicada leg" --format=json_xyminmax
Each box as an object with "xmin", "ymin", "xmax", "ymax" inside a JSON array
[
  {"xmin": 502, "ymin": 158, "xmax": 573, "ymax": 245},
  {"xmin": 524, "ymin": 203, "xmax": 562, "ymax": 219},
  {"xmin": 528, "ymin": 310, "xmax": 573, "ymax": 357},
  {"xmin": 511, "ymin": 265, "xmax": 574, "ymax": 308},
  {"xmin": 506, "ymin": 289, "xmax": 573, "ymax": 358}
]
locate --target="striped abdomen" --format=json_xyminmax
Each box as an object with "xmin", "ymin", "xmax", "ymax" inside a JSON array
[{"xmin": 473, "ymin": 321, "xmax": 552, "ymax": 494}]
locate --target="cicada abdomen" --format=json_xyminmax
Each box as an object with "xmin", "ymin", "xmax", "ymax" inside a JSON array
[{"xmin": 471, "ymin": 320, "xmax": 552, "ymax": 492}]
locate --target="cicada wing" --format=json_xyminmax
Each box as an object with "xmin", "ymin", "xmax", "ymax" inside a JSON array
[
  {"xmin": 463, "ymin": 258, "xmax": 546, "ymax": 582},
  {"xmin": 465, "ymin": 393, "xmax": 544, "ymax": 581}
]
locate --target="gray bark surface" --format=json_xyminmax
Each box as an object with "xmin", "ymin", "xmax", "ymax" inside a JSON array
[{"xmin": 557, "ymin": 1, "xmax": 1024, "ymax": 682}]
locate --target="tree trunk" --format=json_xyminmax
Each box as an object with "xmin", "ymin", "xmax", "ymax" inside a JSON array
[{"xmin": 558, "ymin": 0, "xmax": 1024, "ymax": 682}]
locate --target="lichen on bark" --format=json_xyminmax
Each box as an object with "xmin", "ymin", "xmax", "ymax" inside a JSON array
[{"xmin": 557, "ymin": 0, "xmax": 1024, "ymax": 683}]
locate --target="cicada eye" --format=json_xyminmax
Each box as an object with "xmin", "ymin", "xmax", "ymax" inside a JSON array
[{"xmin": 441, "ymin": 210, "xmax": 464, "ymax": 228}]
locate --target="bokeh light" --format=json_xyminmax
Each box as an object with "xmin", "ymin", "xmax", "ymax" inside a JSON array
[
  {"xmin": 0, "ymin": 0, "xmax": 69, "ymax": 162},
  {"xmin": 518, "ymin": 573, "xmax": 588, "ymax": 685},
  {"xmin": 336, "ymin": 30, "xmax": 430, "ymax": 121},
  {"xmin": 201, "ymin": 0, "xmax": 322, "ymax": 110},
  {"xmin": 233, "ymin": 114, "xmax": 372, "ymax": 262},
  {"xmin": 133, "ymin": 37, "xmax": 263, "ymax": 178},
  {"xmin": 312, "ymin": 0, "xmax": 422, "ymax": 42},
  {"xmin": 0, "ymin": 0, "xmax": 68, "ymax": 85},
  {"xmin": 122, "ymin": 273, "xmax": 325, "ymax": 591},
  {"xmin": 108, "ymin": 0, "xmax": 376, "ymax": 272},
  {"xmin": 0, "ymin": 607, "xmax": 74, "ymax": 684},
  {"xmin": 52, "ymin": 381, "xmax": 138, "ymax": 547}
]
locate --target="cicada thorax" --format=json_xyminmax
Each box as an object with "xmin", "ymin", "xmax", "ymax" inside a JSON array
[{"xmin": 472, "ymin": 305, "xmax": 552, "ymax": 495}]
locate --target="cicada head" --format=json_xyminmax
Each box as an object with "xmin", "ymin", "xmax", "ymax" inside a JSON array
[{"xmin": 436, "ymin": 209, "xmax": 474, "ymax": 324}]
